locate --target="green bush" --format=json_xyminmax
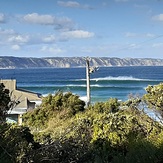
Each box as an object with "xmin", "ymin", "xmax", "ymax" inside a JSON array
[
  {"xmin": 0, "ymin": 83, "xmax": 10, "ymax": 122},
  {"xmin": 143, "ymin": 83, "xmax": 163, "ymax": 117},
  {"xmin": 23, "ymin": 91, "xmax": 85, "ymax": 130},
  {"xmin": 18, "ymin": 85, "xmax": 163, "ymax": 162},
  {"xmin": 91, "ymin": 98, "xmax": 120, "ymax": 113},
  {"xmin": 0, "ymin": 123, "xmax": 40, "ymax": 163}
]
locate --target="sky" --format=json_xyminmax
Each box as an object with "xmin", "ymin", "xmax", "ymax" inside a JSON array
[{"xmin": 0, "ymin": 0, "xmax": 163, "ymax": 59}]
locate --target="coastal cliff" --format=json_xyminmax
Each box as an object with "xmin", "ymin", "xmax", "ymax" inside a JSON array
[{"xmin": 0, "ymin": 56, "xmax": 163, "ymax": 68}]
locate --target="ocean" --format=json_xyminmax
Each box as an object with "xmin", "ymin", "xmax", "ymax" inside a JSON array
[{"xmin": 0, "ymin": 66, "xmax": 163, "ymax": 103}]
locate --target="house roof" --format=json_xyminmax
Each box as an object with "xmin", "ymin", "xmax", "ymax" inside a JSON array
[{"xmin": 1, "ymin": 79, "xmax": 42, "ymax": 109}]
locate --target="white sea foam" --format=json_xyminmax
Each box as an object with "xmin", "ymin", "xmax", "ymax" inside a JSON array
[
  {"xmin": 42, "ymin": 93, "xmax": 49, "ymax": 97},
  {"xmin": 67, "ymin": 84, "xmax": 103, "ymax": 87},
  {"xmin": 42, "ymin": 93, "xmax": 55, "ymax": 97},
  {"xmin": 79, "ymin": 96, "xmax": 87, "ymax": 102},
  {"xmin": 76, "ymin": 76, "xmax": 153, "ymax": 81},
  {"xmin": 67, "ymin": 84, "xmax": 86, "ymax": 87},
  {"xmin": 91, "ymin": 84, "xmax": 103, "ymax": 87},
  {"xmin": 92, "ymin": 76, "xmax": 151, "ymax": 81}
]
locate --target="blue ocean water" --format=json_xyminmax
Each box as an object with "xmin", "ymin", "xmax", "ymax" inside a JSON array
[{"xmin": 0, "ymin": 66, "xmax": 163, "ymax": 103}]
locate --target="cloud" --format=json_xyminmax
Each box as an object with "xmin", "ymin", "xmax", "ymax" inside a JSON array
[
  {"xmin": 146, "ymin": 33, "xmax": 156, "ymax": 37},
  {"xmin": 0, "ymin": 28, "xmax": 19, "ymax": 45},
  {"xmin": 125, "ymin": 32, "xmax": 156, "ymax": 38},
  {"xmin": 0, "ymin": 13, "xmax": 5, "ymax": 23},
  {"xmin": 128, "ymin": 43, "xmax": 141, "ymax": 49},
  {"xmin": 23, "ymin": 13, "xmax": 74, "ymax": 31},
  {"xmin": 0, "ymin": 28, "xmax": 36, "ymax": 49},
  {"xmin": 152, "ymin": 43, "xmax": 163, "ymax": 48},
  {"xmin": 42, "ymin": 35, "xmax": 56, "ymax": 43},
  {"xmin": 0, "ymin": 28, "xmax": 15, "ymax": 35},
  {"xmin": 58, "ymin": 1, "xmax": 81, "ymax": 8},
  {"xmin": 152, "ymin": 14, "xmax": 163, "ymax": 21},
  {"xmin": 41, "ymin": 45, "xmax": 65, "ymax": 54},
  {"xmin": 23, "ymin": 13, "xmax": 55, "ymax": 25},
  {"xmin": 11, "ymin": 45, "xmax": 21, "ymax": 50},
  {"xmin": 61, "ymin": 30, "xmax": 94, "ymax": 39},
  {"xmin": 57, "ymin": 1, "xmax": 93, "ymax": 9},
  {"xmin": 8, "ymin": 35, "xmax": 29, "ymax": 44},
  {"xmin": 125, "ymin": 32, "xmax": 137, "ymax": 37}
]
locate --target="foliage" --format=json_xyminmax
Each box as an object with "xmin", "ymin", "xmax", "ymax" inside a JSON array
[
  {"xmin": 93, "ymin": 98, "xmax": 120, "ymax": 113},
  {"xmin": 90, "ymin": 105, "xmax": 163, "ymax": 163},
  {"xmin": 0, "ymin": 82, "xmax": 20, "ymax": 123},
  {"xmin": 1, "ymin": 83, "xmax": 163, "ymax": 162},
  {"xmin": 0, "ymin": 123, "xmax": 40, "ymax": 163},
  {"xmin": 23, "ymin": 96, "xmax": 163, "ymax": 163},
  {"xmin": 143, "ymin": 83, "xmax": 163, "ymax": 117},
  {"xmin": 0, "ymin": 83, "xmax": 40, "ymax": 163},
  {"xmin": 0, "ymin": 83, "xmax": 10, "ymax": 122},
  {"xmin": 23, "ymin": 91, "xmax": 85, "ymax": 130}
]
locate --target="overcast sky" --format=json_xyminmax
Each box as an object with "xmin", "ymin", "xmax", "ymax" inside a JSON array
[{"xmin": 0, "ymin": 0, "xmax": 163, "ymax": 58}]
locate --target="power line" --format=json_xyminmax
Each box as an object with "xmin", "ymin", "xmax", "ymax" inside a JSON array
[{"xmin": 109, "ymin": 34, "xmax": 163, "ymax": 54}]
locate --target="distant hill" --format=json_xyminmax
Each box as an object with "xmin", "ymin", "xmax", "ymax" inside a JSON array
[{"xmin": 0, "ymin": 56, "xmax": 163, "ymax": 68}]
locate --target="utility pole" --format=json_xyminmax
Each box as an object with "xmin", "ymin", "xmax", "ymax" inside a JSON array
[
  {"xmin": 85, "ymin": 57, "xmax": 99, "ymax": 107},
  {"xmin": 86, "ymin": 57, "xmax": 91, "ymax": 107}
]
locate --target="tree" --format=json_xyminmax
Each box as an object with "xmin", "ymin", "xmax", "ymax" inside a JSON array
[
  {"xmin": 0, "ymin": 83, "xmax": 10, "ymax": 123},
  {"xmin": 0, "ymin": 124, "xmax": 40, "ymax": 163},
  {"xmin": 21, "ymin": 86, "xmax": 163, "ymax": 162},
  {"xmin": 23, "ymin": 91, "xmax": 85, "ymax": 130},
  {"xmin": 143, "ymin": 83, "xmax": 163, "ymax": 117},
  {"xmin": 22, "ymin": 96, "xmax": 163, "ymax": 163},
  {"xmin": 0, "ymin": 83, "xmax": 40, "ymax": 163}
]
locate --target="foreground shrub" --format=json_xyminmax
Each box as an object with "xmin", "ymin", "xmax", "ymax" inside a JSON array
[
  {"xmin": 22, "ymin": 97, "xmax": 163, "ymax": 163},
  {"xmin": 143, "ymin": 83, "xmax": 163, "ymax": 117},
  {"xmin": 23, "ymin": 91, "xmax": 85, "ymax": 130},
  {"xmin": 0, "ymin": 123, "xmax": 40, "ymax": 163},
  {"xmin": 21, "ymin": 86, "xmax": 163, "ymax": 163}
]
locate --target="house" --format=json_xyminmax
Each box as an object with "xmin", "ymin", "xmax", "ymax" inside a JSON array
[{"xmin": 1, "ymin": 79, "xmax": 42, "ymax": 125}]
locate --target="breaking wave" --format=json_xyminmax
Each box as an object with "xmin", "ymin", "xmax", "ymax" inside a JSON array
[{"xmin": 78, "ymin": 76, "xmax": 157, "ymax": 81}]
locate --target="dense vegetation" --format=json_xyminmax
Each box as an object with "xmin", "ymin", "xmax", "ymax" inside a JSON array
[
  {"xmin": 0, "ymin": 83, "xmax": 40, "ymax": 163},
  {"xmin": 0, "ymin": 83, "xmax": 10, "ymax": 122},
  {"xmin": 0, "ymin": 83, "xmax": 163, "ymax": 162}
]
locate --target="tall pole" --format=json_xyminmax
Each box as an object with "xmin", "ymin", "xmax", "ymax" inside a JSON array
[{"xmin": 86, "ymin": 57, "xmax": 90, "ymax": 107}]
